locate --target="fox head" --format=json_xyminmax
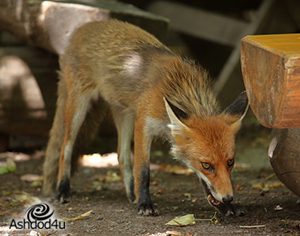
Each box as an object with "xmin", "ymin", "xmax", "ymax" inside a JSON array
[{"xmin": 164, "ymin": 92, "xmax": 249, "ymax": 212}]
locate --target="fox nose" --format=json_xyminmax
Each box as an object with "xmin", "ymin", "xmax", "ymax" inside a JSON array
[{"xmin": 222, "ymin": 195, "xmax": 233, "ymax": 203}]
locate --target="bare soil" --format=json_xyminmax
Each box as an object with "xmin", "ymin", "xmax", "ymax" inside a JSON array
[{"xmin": 1, "ymin": 126, "xmax": 300, "ymax": 236}]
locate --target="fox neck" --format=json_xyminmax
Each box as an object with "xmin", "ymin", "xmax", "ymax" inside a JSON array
[
  {"xmin": 144, "ymin": 56, "xmax": 221, "ymax": 148},
  {"xmin": 158, "ymin": 58, "xmax": 220, "ymax": 118}
]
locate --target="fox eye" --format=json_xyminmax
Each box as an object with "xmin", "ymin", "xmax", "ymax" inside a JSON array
[
  {"xmin": 201, "ymin": 162, "xmax": 213, "ymax": 171},
  {"xmin": 227, "ymin": 158, "xmax": 234, "ymax": 167}
]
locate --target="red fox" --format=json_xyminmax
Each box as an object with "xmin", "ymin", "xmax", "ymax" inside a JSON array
[{"xmin": 42, "ymin": 20, "xmax": 248, "ymax": 216}]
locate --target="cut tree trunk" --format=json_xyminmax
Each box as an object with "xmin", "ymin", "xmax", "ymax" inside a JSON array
[
  {"xmin": 241, "ymin": 33, "xmax": 300, "ymax": 198},
  {"xmin": 269, "ymin": 128, "xmax": 300, "ymax": 197},
  {"xmin": 0, "ymin": 0, "xmax": 169, "ymax": 55},
  {"xmin": 241, "ymin": 34, "xmax": 300, "ymax": 129}
]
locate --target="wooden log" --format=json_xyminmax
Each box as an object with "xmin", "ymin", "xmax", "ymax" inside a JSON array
[
  {"xmin": 269, "ymin": 128, "xmax": 300, "ymax": 197},
  {"xmin": 0, "ymin": 0, "xmax": 169, "ymax": 55},
  {"xmin": 0, "ymin": 0, "xmax": 169, "ymax": 147},
  {"xmin": 241, "ymin": 34, "xmax": 300, "ymax": 128}
]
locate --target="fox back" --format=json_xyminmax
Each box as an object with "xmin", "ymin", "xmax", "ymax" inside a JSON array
[{"xmin": 60, "ymin": 20, "xmax": 173, "ymax": 109}]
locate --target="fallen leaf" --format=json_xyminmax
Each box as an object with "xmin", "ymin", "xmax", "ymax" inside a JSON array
[
  {"xmin": 29, "ymin": 230, "xmax": 39, "ymax": 236},
  {"xmin": 0, "ymin": 152, "xmax": 30, "ymax": 161},
  {"xmin": 274, "ymin": 205, "xmax": 283, "ymax": 211},
  {"xmin": 105, "ymin": 171, "xmax": 121, "ymax": 183},
  {"xmin": 235, "ymin": 184, "xmax": 243, "ymax": 191},
  {"xmin": 252, "ymin": 182, "xmax": 284, "ymax": 189},
  {"xmin": 159, "ymin": 164, "xmax": 194, "ymax": 175},
  {"xmin": 20, "ymin": 174, "xmax": 43, "ymax": 187},
  {"xmin": 166, "ymin": 231, "xmax": 183, "ymax": 236},
  {"xmin": 14, "ymin": 192, "xmax": 41, "ymax": 206},
  {"xmin": 156, "ymin": 189, "xmax": 163, "ymax": 195},
  {"xmin": 2, "ymin": 190, "xmax": 13, "ymax": 196},
  {"xmin": 0, "ymin": 158, "xmax": 16, "ymax": 175},
  {"xmin": 11, "ymin": 212, "xmax": 24, "ymax": 218},
  {"xmin": 21, "ymin": 174, "xmax": 43, "ymax": 182},
  {"xmin": 39, "ymin": 229, "xmax": 49, "ymax": 236},
  {"xmin": 30, "ymin": 180, "xmax": 42, "ymax": 187},
  {"xmin": 60, "ymin": 210, "xmax": 93, "ymax": 222},
  {"xmin": 91, "ymin": 181, "xmax": 102, "ymax": 191},
  {"xmin": 260, "ymin": 187, "xmax": 270, "ymax": 195},
  {"xmin": 96, "ymin": 171, "xmax": 121, "ymax": 183},
  {"xmin": 268, "ymin": 182, "xmax": 284, "ymax": 188},
  {"xmin": 252, "ymin": 183, "xmax": 264, "ymax": 189},
  {"xmin": 185, "ymin": 232, "xmax": 194, "ymax": 236},
  {"xmin": 166, "ymin": 214, "xmax": 196, "ymax": 226},
  {"xmin": 234, "ymin": 163, "xmax": 251, "ymax": 170},
  {"xmin": 0, "ymin": 210, "xmax": 10, "ymax": 216}
]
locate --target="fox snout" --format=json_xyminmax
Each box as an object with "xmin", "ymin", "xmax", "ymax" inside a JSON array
[
  {"xmin": 199, "ymin": 167, "xmax": 234, "ymax": 208},
  {"xmin": 222, "ymin": 195, "xmax": 233, "ymax": 204}
]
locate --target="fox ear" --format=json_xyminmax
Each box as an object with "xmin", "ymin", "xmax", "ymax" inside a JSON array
[
  {"xmin": 223, "ymin": 91, "xmax": 249, "ymax": 128},
  {"xmin": 164, "ymin": 97, "xmax": 189, "ymax": 134}
]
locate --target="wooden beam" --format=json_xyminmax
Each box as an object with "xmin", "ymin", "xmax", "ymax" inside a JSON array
[
  {"xmin": 148, "ymin": 0, "xmax": 248, "ymax": 47},
  {"xmin": 241, "ymin": 33, "xmax": 300, "ymax": 128},
  {"xmin": 0, "ymin": 0, "xmax": 169, "ymax": 55},
  {"xmin": 213, "ymin": 0, "xmax": 275, "ymax": 96}
]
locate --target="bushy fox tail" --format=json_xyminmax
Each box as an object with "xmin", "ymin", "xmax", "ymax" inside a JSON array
[
  {"xmin": 42, "ymin": 78, "xmax": 67, "ymax": 196},
  {"xmin": 42, "ymin": 78, "xmax": 108, "ymax": 196}
]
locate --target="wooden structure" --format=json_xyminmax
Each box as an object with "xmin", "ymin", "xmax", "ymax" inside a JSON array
[
  {"xmin": 0, "ymin": 0, "xmax": 169, "ymax": 151},
  {"xmin": 268, "ymin": 128, "xmax": 300, "ymax": 197},
  {"xmin": 0, "ymin": 0, "xmax": 169, "ymax": 55},
  {"xmin": 242, "ymin": 34, "xmax": 300, "ymax": 128},
  {"xmin": 148, "ymin": 0, "xmax": 299, "ymax": 106},
  {"xmin": 241, "ymin": 34, "xmax": 300, "ymax": 197}
]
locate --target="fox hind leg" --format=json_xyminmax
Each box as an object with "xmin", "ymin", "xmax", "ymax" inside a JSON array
[
  {"xmin": 112, "ymin": 108, "xmax": 136, "ymax": 203},
  {"xmin": 57, "ymin": 92, "xmax": 94, "ymax": 203}
]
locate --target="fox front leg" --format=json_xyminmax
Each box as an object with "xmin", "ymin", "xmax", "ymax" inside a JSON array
[{"xmin": 133, "ymin": 115, "xmax": 159, "ymax": 216}]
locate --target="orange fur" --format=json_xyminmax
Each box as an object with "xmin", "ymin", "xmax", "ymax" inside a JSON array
[{"xmin": 42, "ymin": 20, "xmax": 248, "ymax": 215}]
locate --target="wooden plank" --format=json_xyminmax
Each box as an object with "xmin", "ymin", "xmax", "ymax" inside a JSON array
[
  {"xmin": 213, "ymin": 0, "xmax": 275, "ymax": 96},
  {"xmin": 148, "ymin": 0, "xmax": 248, "ymax": 47},
  {"xmin": 241, "ymin": 34, "xmax": 300, "ymax": 128}
]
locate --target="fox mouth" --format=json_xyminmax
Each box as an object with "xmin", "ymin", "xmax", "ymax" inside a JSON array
[
  {"xmin": 201, "ymin": 180, "xmax": 220, "ymax": 206},
  {"xmin": 201, "ymin": 180, "xmax": 245, "ymax": 216}
]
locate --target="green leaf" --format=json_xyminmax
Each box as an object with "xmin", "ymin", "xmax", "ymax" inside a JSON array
[
  {"xmin": 165, "ymin": 214, "xmax": 196, "ymax": 226},
  {"xmin": 0, "ymin": 158, "xmax": 16, "ymax": 175}
]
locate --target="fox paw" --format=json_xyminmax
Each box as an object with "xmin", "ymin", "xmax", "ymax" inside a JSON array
[
  {"xmin": 56, "ymin": 177, "xmax": 71, "ymax": 203},
  {"xmin": 138, "ymin": 204, "xmax": 159, "ymax": 216},
  {"xmin": 216, "ymin": 203, "xmax": 245, "ymax": 216}
]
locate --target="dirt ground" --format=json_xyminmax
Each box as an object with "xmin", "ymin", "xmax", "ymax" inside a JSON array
[{"xmin": 0, "ymin": 122, "xmax": 300, "ymax": 236}]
